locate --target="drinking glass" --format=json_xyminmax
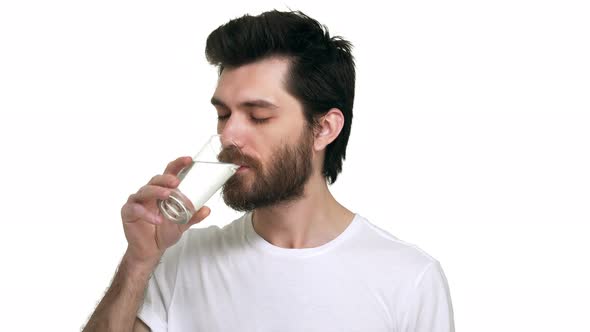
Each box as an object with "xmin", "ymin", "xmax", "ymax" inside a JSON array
[{"xmin": 157, "ymin": 134, "xmax": 241, "ymax": 224}]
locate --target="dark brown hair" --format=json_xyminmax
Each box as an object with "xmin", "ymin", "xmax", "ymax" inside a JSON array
[{"xmin": 205, "ymin": 10, "xmax": 355, "ymax": 184}]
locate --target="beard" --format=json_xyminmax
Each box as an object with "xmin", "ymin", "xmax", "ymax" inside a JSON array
[{"xmin": 218, "ymin": 128, "xmax": 314, "ymax": 212}]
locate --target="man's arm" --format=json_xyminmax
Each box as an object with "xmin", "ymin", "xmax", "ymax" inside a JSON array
[
  {"xmin": 82, "ymin": 157, "xmax": 211, "ymax": 331},
  {"xmin": 83, "ymin": 253, "xmax": 158, "ymax": 332},
  {"xmin": 133, "ymin": 318, "xmax": 151, "ymax": 332}
]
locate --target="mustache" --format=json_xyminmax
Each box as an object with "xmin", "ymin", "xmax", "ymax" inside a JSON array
[{"xmin": 218, "ymin": 147, "xmax": 261, "ymax": 170}]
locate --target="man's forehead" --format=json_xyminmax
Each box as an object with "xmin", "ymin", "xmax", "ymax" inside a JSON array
[
  {"xmin": 218, "ymin": 57, "xmax": 290, "ymax": 85},
  {"xmin": 213, "ymin": 60, "xmax": 293, "ymax": 107}
]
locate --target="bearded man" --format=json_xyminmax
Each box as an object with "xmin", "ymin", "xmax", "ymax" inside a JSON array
[{"xmin": 83, "ymin": 10, "xmax": 454, "ymax": 332}]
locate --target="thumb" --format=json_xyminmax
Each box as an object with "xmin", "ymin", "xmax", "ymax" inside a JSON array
[{"xmin": 181, "ymin": 206, "xmax": 211, "ymax": 230}]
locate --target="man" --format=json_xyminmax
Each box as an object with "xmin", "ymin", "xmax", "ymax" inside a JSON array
[{"xmin": 83, "ymin": 10, "xmax": 454, "ymax": 332}]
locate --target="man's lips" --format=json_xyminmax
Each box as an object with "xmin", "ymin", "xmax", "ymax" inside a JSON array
[{"xmin": 237, "ymin": 165, "xmax": 250, "ymax": 172}]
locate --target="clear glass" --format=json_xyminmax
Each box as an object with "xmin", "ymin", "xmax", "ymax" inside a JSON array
[{"xmin": 157, "ymin": 134, "xmax": 242, "ymax": 224}]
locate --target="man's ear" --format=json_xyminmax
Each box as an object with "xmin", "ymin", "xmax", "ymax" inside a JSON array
[{"xmin": 314, "ymin": 108, "xmax": 345, "ymax": 151}]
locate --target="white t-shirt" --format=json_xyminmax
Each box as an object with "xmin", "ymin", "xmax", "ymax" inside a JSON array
[{"xmin": 138, "ymin": 213, "xmax": 454, "ymax": 332}]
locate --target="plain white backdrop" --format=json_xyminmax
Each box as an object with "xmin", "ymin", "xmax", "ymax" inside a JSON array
[{"xmin": 1, "ymin": 0, "xmax": 589, "ymax": 331}]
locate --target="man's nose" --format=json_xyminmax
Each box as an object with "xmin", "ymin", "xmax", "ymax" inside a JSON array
[{"xmin": 219, "ymin": 114, "xmax": 247, "ymax": 149}]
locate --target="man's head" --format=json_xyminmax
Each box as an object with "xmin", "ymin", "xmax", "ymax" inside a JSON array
[{"xmin": 206, "ymin": 10, "xmax": 355, "ymax": 211}]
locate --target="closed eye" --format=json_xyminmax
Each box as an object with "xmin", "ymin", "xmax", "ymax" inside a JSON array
[
  {"xmin": 251, "ymin": 117, "xmax": 270, "ymax": 124},
  {"xmin": 217, "ymin": 114, "xmax": 271, "ymax": 125}
]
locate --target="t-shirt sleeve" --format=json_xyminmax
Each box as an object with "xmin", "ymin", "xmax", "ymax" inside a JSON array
[
  {"xmin": 137, "ymin": 271, "xmax": 168, "ymax": 332},
  {"xmin": 399, "ymin": 261, "xmax": 455, "ymax": 332},
  {"xmin": 137, "ymin": 234, "xmax": 187, "ymax": 332}
]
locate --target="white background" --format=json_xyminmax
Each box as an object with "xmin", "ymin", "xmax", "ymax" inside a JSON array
[{"xmin": 1, "ymin": 0, "xmax": 589, "ymax": 331}]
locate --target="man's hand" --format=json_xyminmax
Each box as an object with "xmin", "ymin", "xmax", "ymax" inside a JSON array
[{"xmin": 121, "ymin": 156, "xmax": 211, "ymax": 266}]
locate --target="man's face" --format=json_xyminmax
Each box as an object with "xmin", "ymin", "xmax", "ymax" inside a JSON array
[{"xmin": 213, "ymin": 57, "xmax": 315, "ymax": 211}]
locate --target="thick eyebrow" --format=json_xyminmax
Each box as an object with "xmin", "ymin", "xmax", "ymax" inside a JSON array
[
  {"xmin": 210, "ymin": 97, "xmax": 229, "ymax": 110},
  {"xmin": 211, "ymin": 97, "xmax": 278, "ymax": 111}
]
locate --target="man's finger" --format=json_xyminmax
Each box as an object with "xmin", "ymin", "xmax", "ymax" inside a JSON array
[
  {"xmin": 129, "ymin": 185, "xmax": 171, "ymax": 203},
  {"xmin": 164, "ymin": 156, "xmax": 193, "ymax": 176},
  {"xmin": 180, "ymin": 206, "xmax": 211, "ymax": 231},
  {"xmin": 121, "ymin": 202, "xmax": 163, "ymax": 225},
  {"xmin": 148, "ymin": 174, "xmax": 180, "ymax": 188}
]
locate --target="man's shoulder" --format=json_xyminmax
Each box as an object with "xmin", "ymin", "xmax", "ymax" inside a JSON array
[{"xmin": 355, "ymin": 214, "xmax": 439, "ymax": 270}]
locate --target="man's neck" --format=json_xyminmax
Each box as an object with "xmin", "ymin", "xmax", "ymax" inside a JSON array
[{"xmin": 251, "ymin": 176, "xmax": 355, "ymax": 249}]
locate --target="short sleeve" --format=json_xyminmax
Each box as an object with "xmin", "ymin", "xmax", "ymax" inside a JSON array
[
  {"xmin": 137, "ymin": 235, "xmax": 187, "ymax": 332},
  {"xmin": 138, "ymin": 272, "xmax": 168, "ymax": 331},
  {"xmin": 399, "ymin": 261, "xmax": 455, "ymax": 332}
]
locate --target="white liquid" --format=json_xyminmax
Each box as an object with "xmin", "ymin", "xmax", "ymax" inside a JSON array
[{"xmin": 176, "ymin": 161, "xmax": 239, "ymax": 212}]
